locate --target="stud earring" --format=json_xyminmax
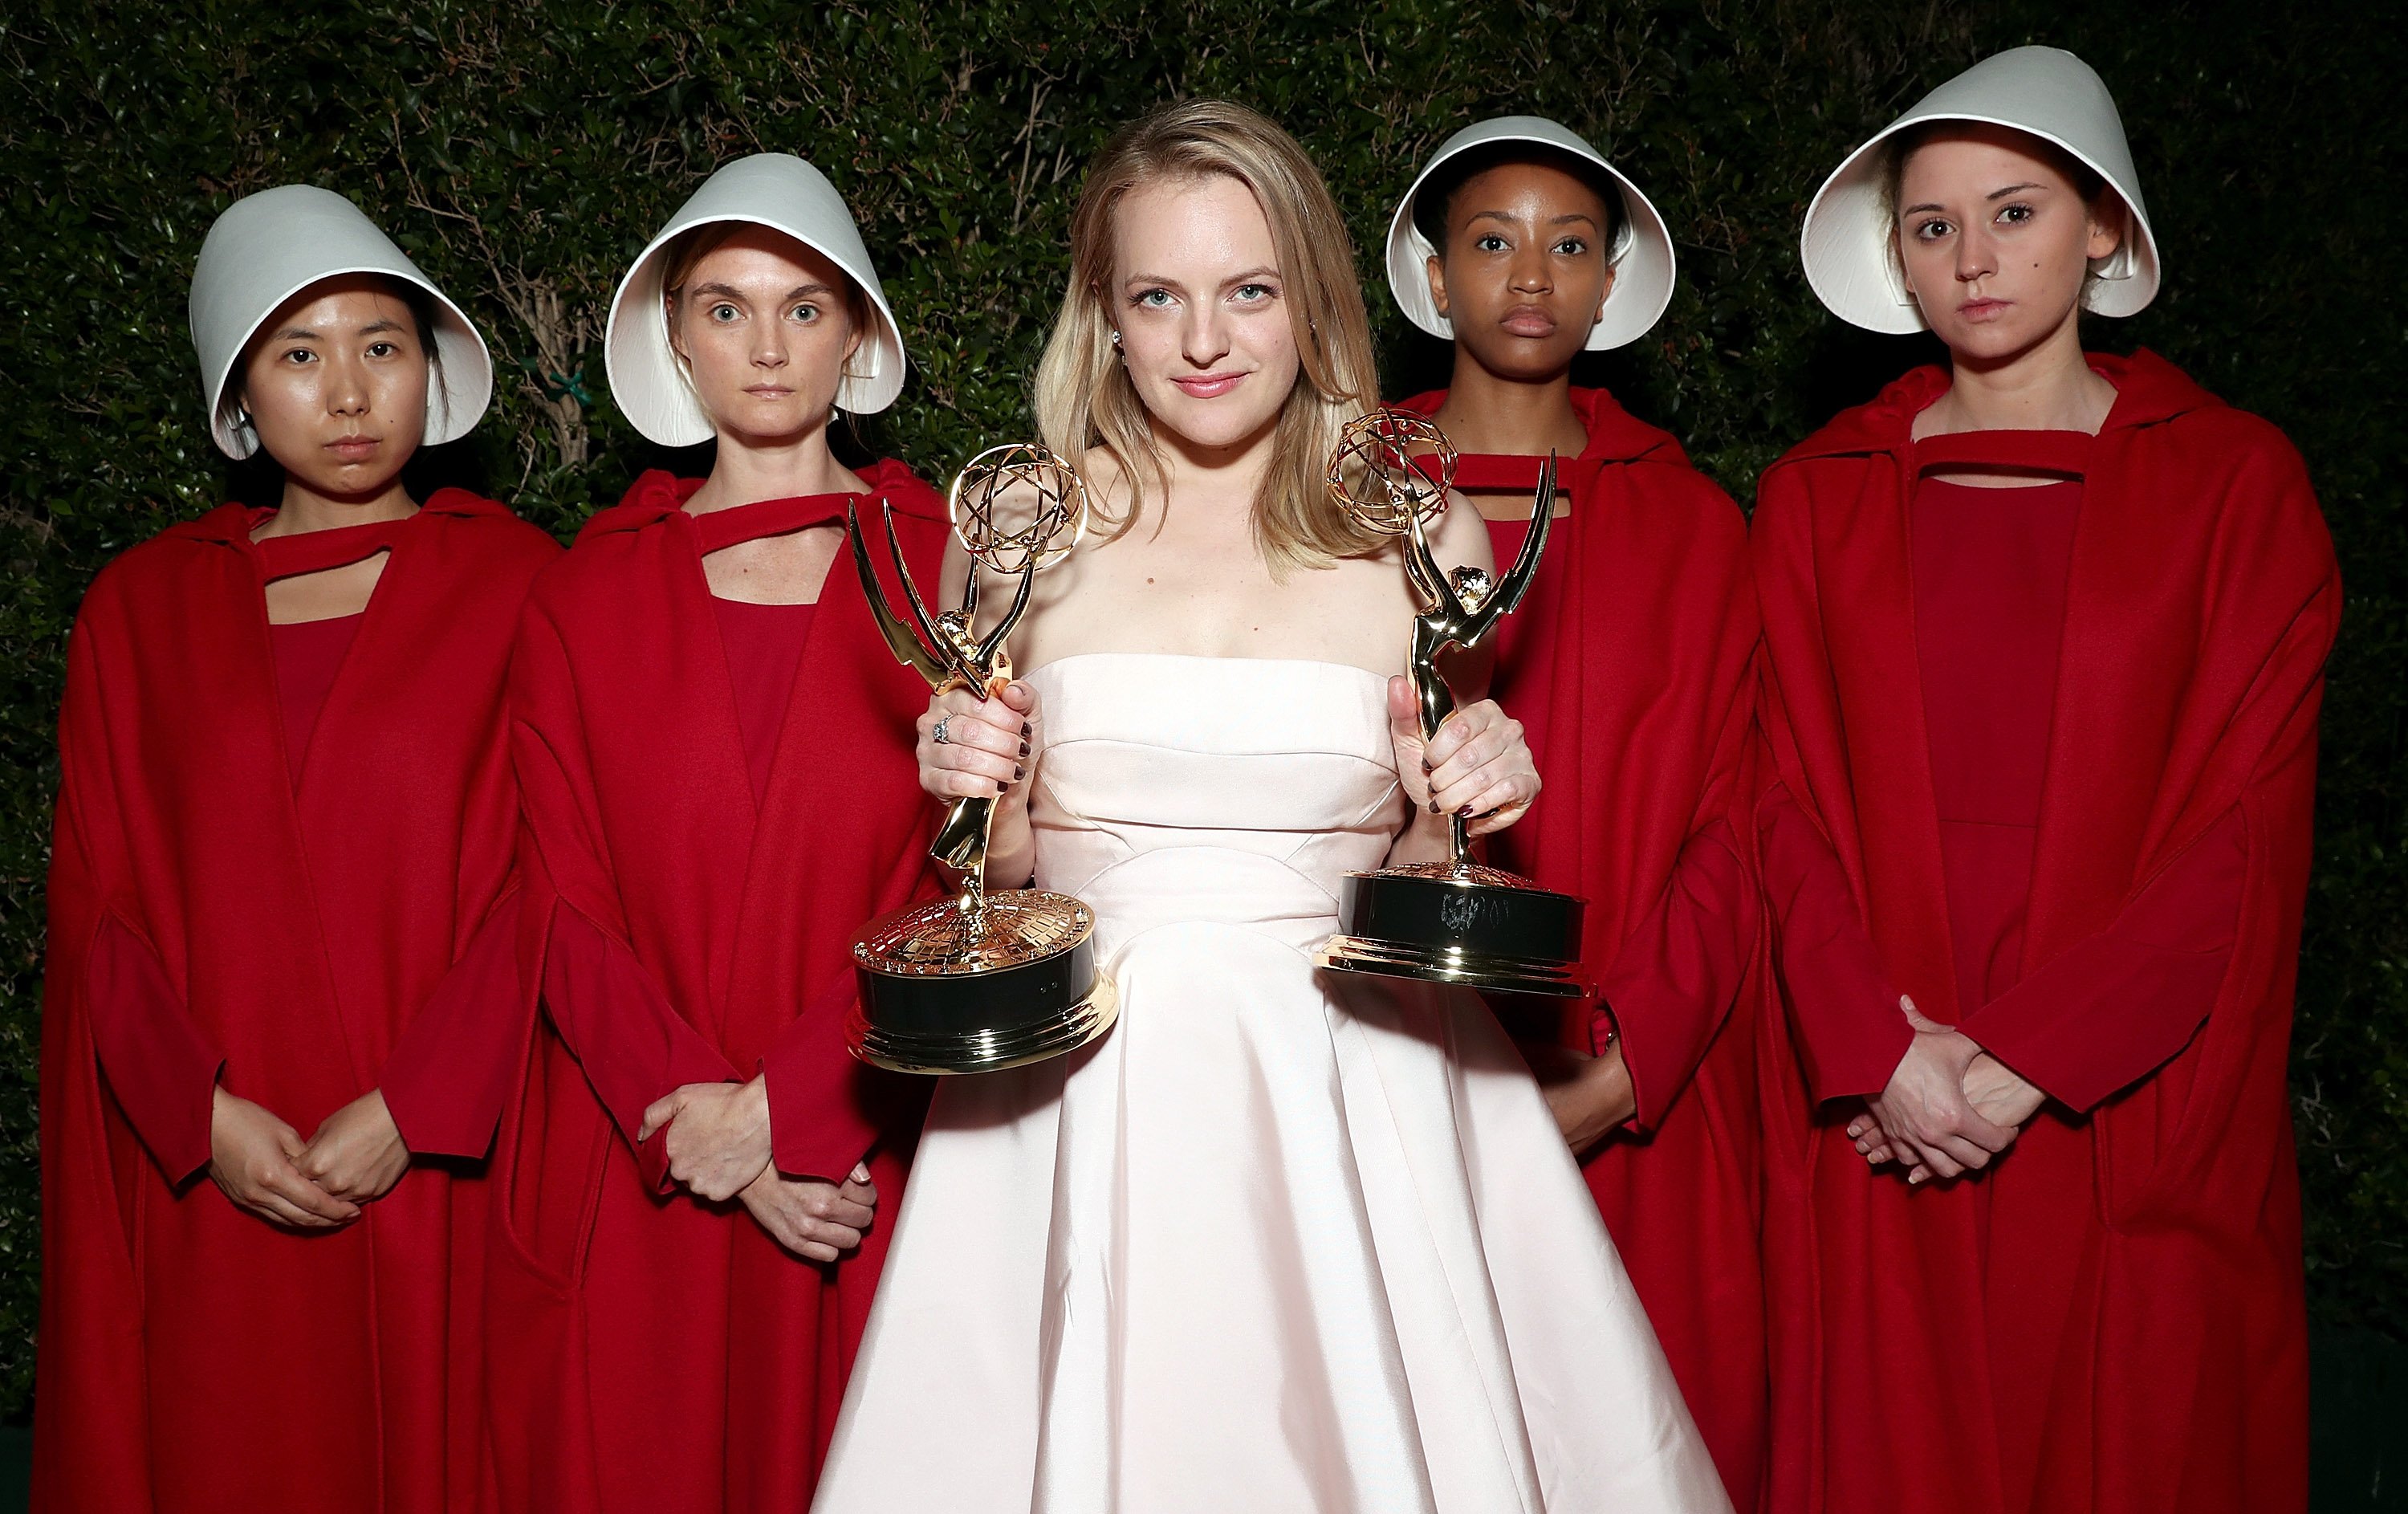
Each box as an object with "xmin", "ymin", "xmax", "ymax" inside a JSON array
[{"xmin": 1109, "ymin": 328, "xmax": 1124, "ymax": 348}]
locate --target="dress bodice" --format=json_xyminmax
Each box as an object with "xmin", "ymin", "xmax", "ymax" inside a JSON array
[{"xmin": 1024, "ymin": 653, "xmax": 1405, "ymax": 958}]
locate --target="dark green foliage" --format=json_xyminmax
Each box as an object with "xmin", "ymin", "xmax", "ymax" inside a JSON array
[{"xmin": 0, "ymin": 0, "xmax": 2398, "ymax": 1418}]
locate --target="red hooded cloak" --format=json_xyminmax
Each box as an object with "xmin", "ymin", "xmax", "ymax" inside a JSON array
[
  {"xmin": 1753, "ymin": 352, "xmax": 2335, "ymax": 1514},
  {"xmin": 1394, "ymin": 387, "xmax": 1767, "ymax": 1506},
  {"xmin": 482, "ymin": 464, "xmax": 946, "ymax": 1512},
  {"xmin": 35, "ymin": 492, "xmax": 556, "ymax": 1513}
]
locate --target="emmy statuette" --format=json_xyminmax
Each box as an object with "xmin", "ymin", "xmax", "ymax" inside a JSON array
[
  {"xmin": 1313, "ymin": 409, "xmax": 1588, "ymax": 997},
  {"xmin": 844, "ymin": 444, "xmax": 1119, "ymax": 1072}
]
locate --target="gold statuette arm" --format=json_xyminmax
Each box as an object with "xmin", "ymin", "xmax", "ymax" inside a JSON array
[
  {"xmin": 848, "ymin": 503, "xmax": 952, "ymax": 690},
  {"xmin": 884, "ymin": 503, "xmax": 972, "ymax": 686},
  {"xmin": 974, "ymin": 557, "xmax": 1038, "ymax": 676}
]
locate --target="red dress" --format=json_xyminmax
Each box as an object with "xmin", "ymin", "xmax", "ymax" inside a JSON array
[
  {"xmin": 483, "ymin": 466, "xmax": 946, "ymax": 1513},
  {"xmin": 1393, "ymin": 388, "xmax": 1766, "ymax": 1508},
  {"xmin": 35, "ymin": 495, "xmax": 558, "ymax": 1514},
  {"xmin": 1753, "ymin": 352, "xmax": 2337, "ymax": 1514}
]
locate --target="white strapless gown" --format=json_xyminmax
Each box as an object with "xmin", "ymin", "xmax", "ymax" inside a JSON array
[{"xmin": 812, "ymin": 654, "xmax": 1727, "ymax": 1514}]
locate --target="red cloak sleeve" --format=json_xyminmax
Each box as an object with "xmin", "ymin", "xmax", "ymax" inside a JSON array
[
  {"xmin": 1751, "ymin": 351, "xmax": 2336, "ymax": 1514},
  {"xmin": 376, "ymin": 893, "xmax": 532, "ymax": 1158},
  {"xmin": 1961, "ymin": 805, "xmax": 2247, "ymax": 1112},
  {"xmin": 1755, "ymin": 781, "xmax": 1913, "ymax": 1101},
  {"xmin": 83, "ymin": 914, "xmax": 222, "ymax": 1183}
]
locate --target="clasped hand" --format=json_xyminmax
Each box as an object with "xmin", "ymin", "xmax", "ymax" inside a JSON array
[
  {"xmin": 1846, "ymin": 997, "xmax": 2045, "ymax": 1184},
  {"xmin": 212, "ymin": 1086, "xmax": 410, "ymax": 1229},
  {"xmin": 641, "ymin": 1079, "xmax": 878, "ymax": 1262}
]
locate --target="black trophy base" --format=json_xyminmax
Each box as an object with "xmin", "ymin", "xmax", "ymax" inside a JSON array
[
  {"xmin": 1315, "ymin": 862, "xmax": 1587, "ymax": 998},
  {"xmin": 848, "ymin": 891, "xmax": 1121, "ymax": 1074}
]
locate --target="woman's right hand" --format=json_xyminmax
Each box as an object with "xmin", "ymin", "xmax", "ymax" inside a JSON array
[
  {"xmin": 917, "ymin": 680, "xmax": 1038, "ymax": 812},
  {"xmin": 208, "ymin": 1087, "xmax": 362, "ymax": 1229}
]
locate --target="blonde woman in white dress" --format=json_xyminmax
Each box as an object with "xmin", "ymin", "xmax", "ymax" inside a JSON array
[{"xmin": 811, "ymin": 100, "xmax": 1730, "ymax": 1514}]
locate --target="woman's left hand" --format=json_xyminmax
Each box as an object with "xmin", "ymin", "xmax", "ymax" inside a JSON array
[
  {"xmin": 297, "ymin": 1089, "xmax": 412, "ymax": 1204},
  {"xmin": 1387, "ymin": 678, "xmax": 1540, "ymax": 839}
]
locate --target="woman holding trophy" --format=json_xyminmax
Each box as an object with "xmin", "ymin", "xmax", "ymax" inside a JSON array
[
  {"xmin": 1753, "ymin": 47, "xmax": 2336, "ymax": 1514},
  {"xmin": 482, "ymin": 154, "xmax": 948, "ymax": 1510},
  {"xmin": 815, "ymin": 101, "xmax": 1727, "ymax": 1513}
]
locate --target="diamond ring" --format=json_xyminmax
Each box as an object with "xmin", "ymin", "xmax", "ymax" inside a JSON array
[{"xmin": 931, "ymin": 715, "xmax": 954, "ymax": 746}]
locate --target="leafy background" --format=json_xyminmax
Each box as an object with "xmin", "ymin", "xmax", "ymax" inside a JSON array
[{"xmin": 0, "ymin": 0, "xmax": 2398, "ymax": 1475}]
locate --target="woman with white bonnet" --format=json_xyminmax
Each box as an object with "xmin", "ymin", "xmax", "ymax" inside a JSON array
[
  {"xmin": 1385, "ymin": 116, "xmax": 1765, "ymax": 1508},
  {"xmin": 34, "ymin": 185, "xmax": 557, "ymax": 1512},
  {"xmin": 1751, "ymin": 45, "xmax": 2335, "ymax": 1514},
  {"xmin": 481, "ymin": 151, "xmax": 950, "ymax": 1512}
]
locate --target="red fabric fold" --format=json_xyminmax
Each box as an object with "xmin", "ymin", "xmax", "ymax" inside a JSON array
[
  {"xmin": 83, "ymin": 914, "xmax": 221, "ymax": 1185},
  {"xmin": 1393, "ymin": 387, "xmax": 1767, "ymax": 1508},
  {"xmin": 486, "ymin": 463, "xmax": 947, "ymax": 1512},
  {"xmin": 1752, "ymin": 350, "xmax": 2336, "ymax": 1514},
  {"xmin": 540, "ymin": 902, "xmax": 740, "ymax": 1154},
  {"xmin": 760, "ymin": 973, "xmax": 889, "ymax": 1181},
  {"xmin": 251, "ymin": 513, "xmax": 412, "ymax": 580},
  {"xmin": 1755, "ymin": 785, "xmax": 1914, "ymax": 1100},
  {"xmin": 1961, "ymin": 806, "xmax": 2247, "ymax": 1113},
  {"xmin": 688, "ymin": 487, "xmax": 867, "ymax": 552},
  {"xmin": 378, "ymin": 895, "xmax": 527, "ymax": 1160},
  {"xmin": 35, "ymin": 490, "xmax": 557, "ymax": 1514},
  {"xmin": 1598, "ymin": 820, "xmax": 1751, "ymax": 1129}
]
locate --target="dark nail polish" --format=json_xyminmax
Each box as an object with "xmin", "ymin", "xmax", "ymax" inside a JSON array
[
  {"xmin": 1021, "ymin": 722, "xmax": 1032, "ymax": 739},
  {"xmin": 1458, "ymin": 804, "xmax": 1474, "ymax": 818},
  {"xmin": 1429, "ymin": 798, "xmax": 1439, "ymax": 815},
  {"xmin": 1019, "ymin": 739, "xmax": 1031, "ymax": 757},
  {"xmin": 1015, "ymin": 763, "xmax": 1025, "ymax": 781}
]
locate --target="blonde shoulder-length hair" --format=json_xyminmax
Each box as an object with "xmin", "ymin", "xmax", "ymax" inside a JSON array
[{"xmin": 1033, "ymin": 100, "xmax": 1385, "ymax": 572}]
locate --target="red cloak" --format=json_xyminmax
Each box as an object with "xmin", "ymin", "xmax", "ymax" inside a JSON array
[
  {"xmin": 482, "ymin": 465, "xmax": 946, "ymax": 1512},
  {"xmin": 35, "ymin": 492, "xmax": 558, "ymax": 1513},
  {"xmin": 1394, "ymin": 388, "xmax": 1766, "ymax": 1507},
  {"xmin": 1752, "ymin": 351, "xmax": 2337, "ymax": 1514}
]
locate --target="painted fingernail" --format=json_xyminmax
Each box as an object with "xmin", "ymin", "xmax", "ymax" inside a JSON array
[
  {"xmin": 1428, "ymin": 798, "xmax": 1439, "ymax": 815},
  {"xmin": 1458, "ymin": 804, "xmax": 1474, "ymax": 818},
  {"xmin": 1021, "ymin": 721, "xmax": 1032, "ymax": 738},
  {"xmin": 1014, "ymin": 763, "xmax": 1025, "ymax": 781},
  {"xmin": 1420, "ymin": 759, "xmax": 1433, "ymax": 775},
  {"xmin": 1019, "ymin": 739, "xmax": 1031, "ymax": 757}
]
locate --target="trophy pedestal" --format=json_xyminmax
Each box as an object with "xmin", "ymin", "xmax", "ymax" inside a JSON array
[
  {"xmin": 848, "ymin": 890, "xmax": 1120, "ymax": 1074},
  {"xmin": 1315, "ymin": 862, "xmax": 1587, "ymax": 998}
]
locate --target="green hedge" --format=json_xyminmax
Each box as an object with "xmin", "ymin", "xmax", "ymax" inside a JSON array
[{"xmin": 2, "ymin": 0, "xmax": 2399, "ymax": 1415}]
